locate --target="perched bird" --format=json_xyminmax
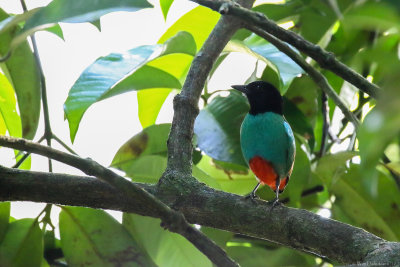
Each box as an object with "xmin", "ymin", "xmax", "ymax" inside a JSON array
[{"xmin": 232, "ymin": 81, "xmax": 295, "ymax": 204}]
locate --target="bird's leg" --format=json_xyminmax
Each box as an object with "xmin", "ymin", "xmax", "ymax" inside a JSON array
[
  {"xmin": 245, "ymin": 182, "xmax": 261, "ymax": 199},
  {"xmin": 271, "ymin": 178, "xmax": 281, "ymax": 208}
]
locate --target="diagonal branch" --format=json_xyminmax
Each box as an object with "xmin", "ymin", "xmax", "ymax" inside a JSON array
[
  {"xmin": 1, "ymin": 165, "xmax": 399, "ymax": 265},
  {"xmin": 247, "ymin": 26, "xmax": 359, "ymax": 127},
  {"xmin": 165, "ymin": 0, "xmax": 255, "ymax": 176},
  {"xmin": 0, "ymin": 135, "xmax": 238, "ymax": 267},
  {"xmin": 189, "ymin": 0, "xmax": 380, "ymax": 99}
]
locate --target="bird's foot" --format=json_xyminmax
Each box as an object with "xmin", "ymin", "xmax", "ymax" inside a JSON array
[
  {"xmin": 269, "ymin": 197, "xmax": 281, "ymax": 209},
  {"xmin": 244, "ymin": 192, "xmax": 258, "ymax": 201}
]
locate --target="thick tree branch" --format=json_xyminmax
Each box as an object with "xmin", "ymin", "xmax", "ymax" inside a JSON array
[
  {"xmin": 165, "ymin": 0, "xmax": 254, "ymax": 176},
  {"xmin": 1, "ymin": 165, "xmax": 399, "ymax": 265},
  {"xmin": 0, "ymin": 136, "xmax": 238, "ymax": 267},
  {"xmin": 190, "ymin": 0, "xmax": 380, "ymax": 99}
]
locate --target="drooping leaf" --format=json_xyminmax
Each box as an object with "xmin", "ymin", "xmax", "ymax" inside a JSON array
[
  {"xmin": 330, "ymin": 165, "xmax": 400, "ymax": 241},
  {"xmin": 226, "ymin": 34, "xmax": 304, "ymax": 93},
  {"xmin": 194, "ymin": 90, "xmax": 248, "ymax": 166},
  {"xmin": 0, "ymin": 219, "xmax": 43, "ymax": 267},
  {"xmin": 0, "ymin": 202, "xmax": 10, "ymax": 243},
  {"xmin": 160, "ymin": 0, "xmax": 174, "ymax": 20},
  {"xmin": 0, "ymin": 73, "xmax": 21, "ymax": 137},
  {"xmin": 59, "ymin": 206, "xmax": 155, "ymax": 267},
  {"xmin": 285, "ymin": 137, "xmax": 311, "ymax": 205},
  {"xmin": 123, "ymin": 213, "xmax": 212, "ymax": 267},
  {"xmin": 111, "ymin": 123, "xmax": 171, "ymax": 168},
  {"xmin": 0, "ymin": 8, "xmax": 39, "ymax": 35},
  {"xmin": 315, "ymin": 151, "xmax": 357, "ymax": 185},
  {"xmin": 358, "ymin": 73, "xmax": 400, "ymax": 181},
  {"xmin": 0, "ymin": 9, "xmax": 40, "ymax": 140},
  {"xmin": 227, "ymin": 244, "xmax": 314, "ymax": 267},
  {"xmin": 64, "ymin": 31, "xmax": 195, "ymax": 142},
  {"xmin": 158, "ymin": 6, "xmax": 219, "ymax": 48},
  {"xmin": 283, "ymin": 97, "xmax": 315, "ymax": 150},
  {"xmin": 137, "ymin": 88, "xmax": 172, "ymax": 128},
  {"xmin": 44, "ymin": 24, "xmax": 64, "ymax": 40},
  {"xmin": 11, "ymin": 0, "xmax": 153, "ymax": 49}
]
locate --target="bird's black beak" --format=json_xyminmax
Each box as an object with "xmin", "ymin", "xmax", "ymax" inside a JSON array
[{"xmin": 232, "ymin": 85, "xmax": 248, "ymax": 94}]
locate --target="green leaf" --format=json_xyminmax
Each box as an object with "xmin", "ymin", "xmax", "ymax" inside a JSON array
[
  {"xmin": 0, "ymin": 73, "xmax": 21, "ymax": 137},
  {"xmin": 0, "ymin": 8, "xmax": 39, "ymax": 35},
  {"xmin": 283, "ymin": 97, "xmax": 315, "ymax": 150},
  {"xmin": 112, "ymin": 123, "xmax": 170, "ymax": 168},
  {"xmin": 253, "ymin": 0, "xmax": 303, "ymax": 22},
  {"xmin": 11, "ymin": 0, "xmax": 152, "ymax": 49},
  {"xmin": 0, "ymin": 9, "xmax": 40, "ymax": 140},
  {"xmin": 226, "ymin": 34, "xmax": 304, "ymax": 93},
  {"xmin": 227, "ymin": 245, "xmax": 314, "ymax": 267},
  {"xmin": 358, "ymin": 75, "xmax": 400, "ymax": 181},
  {"xmin": 194, "ymin": 91, "xmax": 248, "ymax": 166},
  {"xmin": 0, "ymin": 202, "xmax": 10, "ymax": 243},
  {"xmin": 315, "ymin": 151, "xmax": 357, "ymax": 185},
  {"xmin": 160, "ymin": 0, "xmax": 174, "ymax": 20},
  {"xmin": 123, "ymin": 213, "xmax": 212, "ymax": 267},
  {"xmin": 0, "ymin": 219, "xmax": 43, "ymax": 267},
  {"xmin": 158, "ymin": 6, "xmax": 219, "ymax": 49},
  {"xmin": 60, "ymin": 207, "xmax": 155, "ymax": 267},
  {"xmin": 330, "ymin": 165, "xmax": 400, "ymax": 241},
  {"xmin": 64, "ymin": 31, "xmax": 195, "ymax": 142},
  {"xmin": 44, "ymin": 24, "xmax": 64, "ymax": 40},
  {"xmin": 137, "ymin": 88, "xmax": 172, "ymax": 128},
  {"xmin": 286, "ymin": 137, "xmax": 311, "ymax": 205}
]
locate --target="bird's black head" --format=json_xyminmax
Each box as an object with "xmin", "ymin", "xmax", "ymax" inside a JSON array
[{"xmin": 232, "ymin": 81, "xmax": 283, "ymax": 115}]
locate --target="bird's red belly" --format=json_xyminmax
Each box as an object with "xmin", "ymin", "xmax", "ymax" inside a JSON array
[{"xmin": 249, "ymin": 156, "xmax": 287, "ymax": 191}]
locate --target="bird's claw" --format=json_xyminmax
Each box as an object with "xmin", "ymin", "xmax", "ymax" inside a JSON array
[
  {"xmin": 269, "ymin": 197, "xmax": 281, "ymax": 209},
  {"xmin": 244, "ymin": 192, "xmax": 259, "ymax": 201}
]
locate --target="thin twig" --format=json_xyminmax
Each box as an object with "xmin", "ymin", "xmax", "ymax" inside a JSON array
[
  {"xmin": 0, "ymin": 135, "xmax": 238, "ymax": 267},
  {"xmin": 190, "ymin": 0, "xmax": 380, "ymax": 99},
  {"xmin": 319, "ymin": 92, "xmax": 329, "ymax": 157}
]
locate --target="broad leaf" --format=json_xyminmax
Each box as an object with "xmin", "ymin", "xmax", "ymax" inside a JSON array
[
  {"xmin": 137, "ymin": 88, "xmax": 172, "ymax": 127},
  {"xmin": 0, "ymin": 9, "xmax": 40, "ymax": 140},
  {"xmin": 123, "ymin": 213, "xmax": 212, "ymax": 267},
  {"xmin": 158, "ymin": 6, "xmax": 219, "ymax": 49},
  {"xmin": 60, "ymin": 207, "xmax": 155, "ymax": 267},
  {"xmin": 227, "ymin": 244, "xmax": 314, "ymax": 267},
  {"xmin": 0, "ymin": 202, "xmax": 9, "ymax": 243},
  {"xmin": 315, "ymin": 151, "xmax": 357, "ymax": 185},
  {"xmin": 11, "ymin": 0, "xmax": 153, "ymax": 49},
  {"xmin": 111, "ymin": 124, "xmax": 171, "ymax": 168},
  {"xmin": 226, "ymin": 34, "xmax": 304, "ymax": 93},
  {"xmin": 0, "ymin": 73, "xmax": 21, "ymax": 137},
  {"xmin": 0, "ymin": 219, "xmax": 43, "ymax": 267},
  {"xmin": 64, "ymin": 31, "xmax": 195, "ymax": 142},
  {"xmin": 194, "ymin": 90, "xmax": 248, "ymax": 166},
  {"xmin": 330, "ymin": 165, "xmax": 400, "ymax": 241}
]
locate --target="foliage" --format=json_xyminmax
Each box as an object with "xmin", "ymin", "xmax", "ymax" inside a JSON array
[{"xmin": 1, "ymin": 0, "xmax": 400, "ymax": 266}]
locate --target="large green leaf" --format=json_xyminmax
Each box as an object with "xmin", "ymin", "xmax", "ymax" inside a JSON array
[
  {"xmin": 253, "ymin": 0, "xmax": 303, "ymax": 22},
  {"xmin": 358, "ymin": 74, "xmax": 400, "ymax": 181},
  {"xmin": 226, "ymin": 34, "xmax": 304, "ymax": 93},
  {"xmin": 59, "ymin": 207, "xmax": 155, "ymax": 267},
  {"xmin": 11, "ymin": 0, "xmax": 152, "ymax": 49},
  {"xmin": 0, "ymin": 219, "xmax": 43, "ymax": 267},
  {"xmin": 123, "ymin": 213, "xmax": 212, "ymax": 267},
  {"xmin": 315, "ymin": 151, "xmax": 357, "ymax": 185},
  {"xmin": 0, "ymin": 9, "xmax": 40, "ymax": 140},
  {"xmin": 64, "ymin": 31, "xmax": 195, "ymax": 142},
  {"xmin": 111, "ymin": 123, "xmax": 171, "ymax": 168},
  {"xmin": 0, "ymin": 73, "xmax": 21, "ymax": 137},
  {"xmin": 194, "ymin": 90, "xmax": 248, "ymax": 166},
  {"xmin": 330, "ymin": 165, "xmax": 400, "ymax": 241},
  {"xmin": 0, "ymin": 202, "xmax": 9, "ymax": 243},
  {"xmin": 137, "ymin": 88, "xmax": 172, "ymax": 128},
  {"xmin": 158, "ymin": 6, "xmax": 219, "ymax": 49},
  {"xmin": 227, "ymin": 245, "xmax": 314, "ymax": 267}
]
